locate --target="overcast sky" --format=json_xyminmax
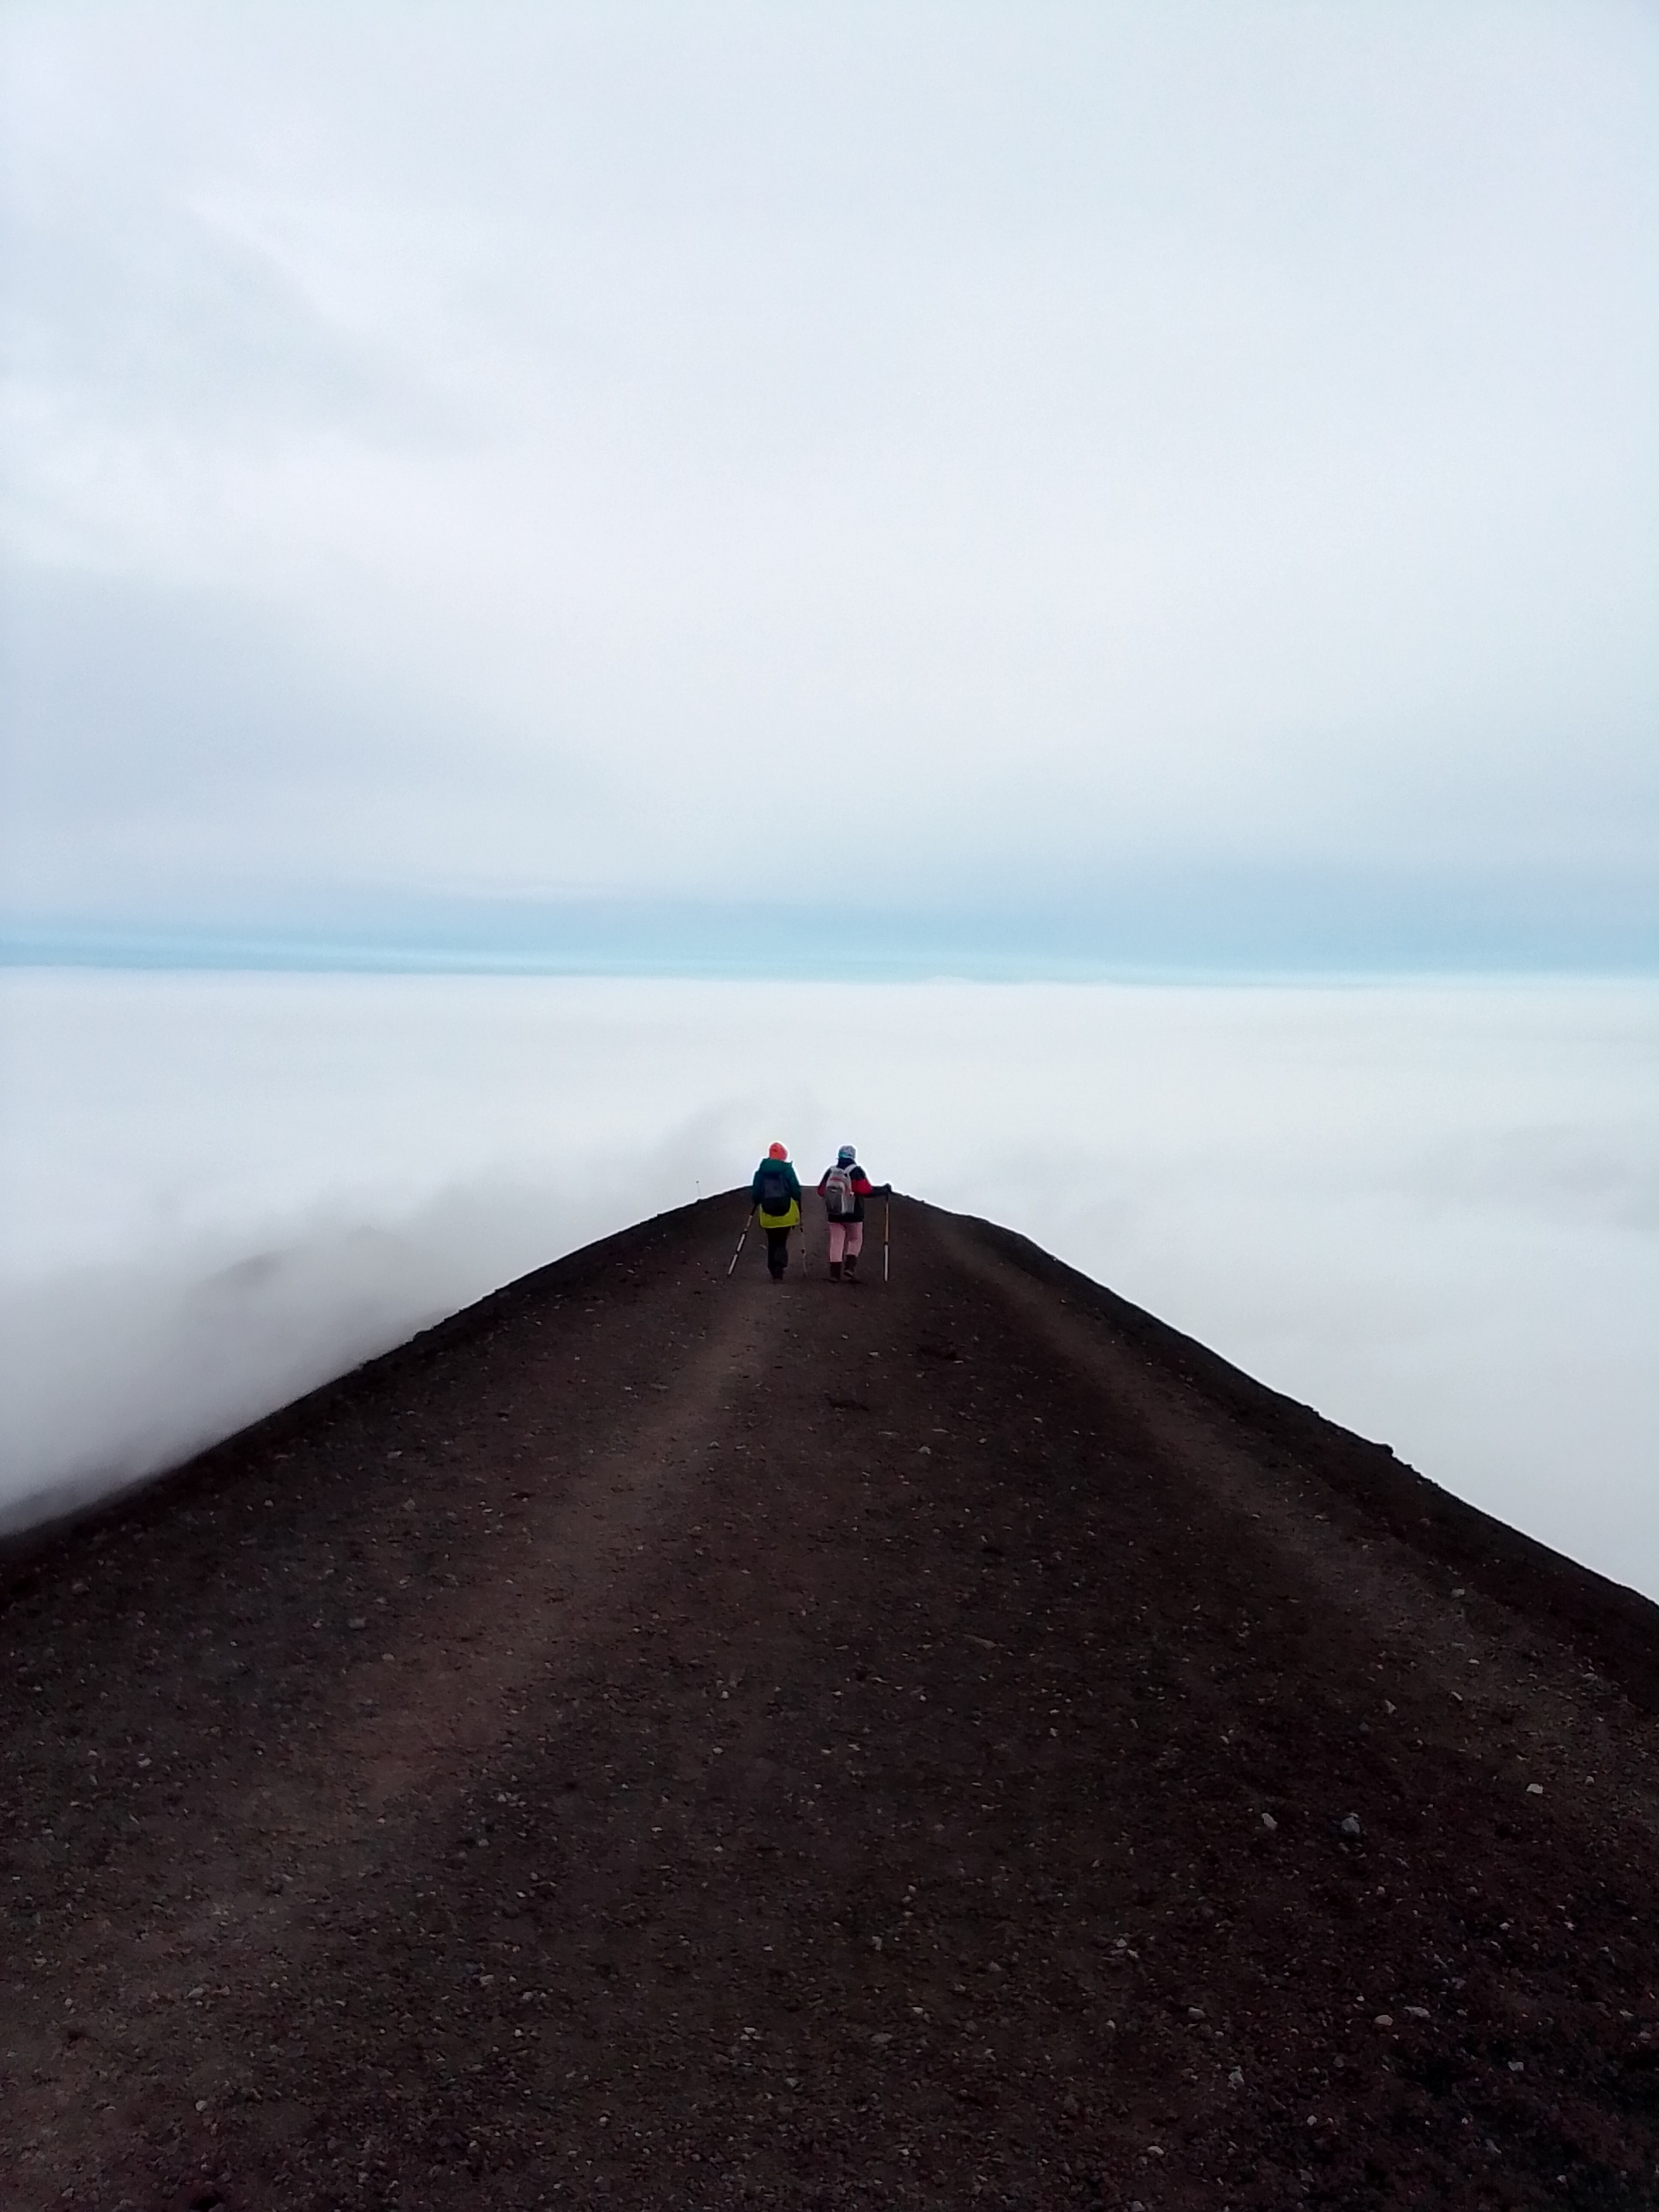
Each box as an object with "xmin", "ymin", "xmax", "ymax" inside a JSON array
[{"xmin": 3, "ymin": 2, "xmax": 1655, "ymax": 970}]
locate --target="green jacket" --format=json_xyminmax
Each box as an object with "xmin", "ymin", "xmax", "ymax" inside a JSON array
[{"xmin": 751, "ymin": 1158, "xmax": 802, "ymax": 1225}]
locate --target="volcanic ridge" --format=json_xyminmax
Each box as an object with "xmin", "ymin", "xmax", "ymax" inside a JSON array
[{"xmin": 3, "ymin": 1194, "xmax": 1657, "ymax": 2210}]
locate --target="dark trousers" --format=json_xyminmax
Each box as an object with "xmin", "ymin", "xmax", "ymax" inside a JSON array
[{"xmin": 765, "ymin": 1226, "xmax": 791, "ymax": 1278}]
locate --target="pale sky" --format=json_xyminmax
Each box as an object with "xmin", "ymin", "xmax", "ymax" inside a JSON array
[{"xmin": 3, "ymin": 2, "xmax": 1655, "ymax": 970}]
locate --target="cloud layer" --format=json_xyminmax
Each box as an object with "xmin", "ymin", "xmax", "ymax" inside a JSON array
[{"xmin": 3, "ymin": 970, "xmax": 1653, "ymax": 1600}]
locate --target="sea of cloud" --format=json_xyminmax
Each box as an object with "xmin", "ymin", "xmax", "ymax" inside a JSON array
[{"xmin": 1, "ymin": 969, "xmax": 1653, "ymax": 1598}]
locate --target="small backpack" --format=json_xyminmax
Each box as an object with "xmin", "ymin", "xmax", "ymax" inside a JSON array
[
  {"xmin": 758, "ymin": 1164, "xmax": 791, "ymax": 1214},
  {"xmin": 823, "ymin": 1165, "xmax": 855, "ymax": 1220}
]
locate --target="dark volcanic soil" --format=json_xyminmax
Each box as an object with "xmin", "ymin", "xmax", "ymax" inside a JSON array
[{"xmin": 3, "ymin": 1196, "xmax": 1657, "ymax": 2211}]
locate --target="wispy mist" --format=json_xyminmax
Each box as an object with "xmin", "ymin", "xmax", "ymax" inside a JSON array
[{"xmin": 1, "ymin": 1186, "xmax": 550, "ymax": 1534}]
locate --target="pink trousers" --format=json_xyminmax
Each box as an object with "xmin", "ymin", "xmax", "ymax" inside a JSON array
[{"xmin": 827, "ymin": 1220, "xmax": 864, "ymax": 1263}]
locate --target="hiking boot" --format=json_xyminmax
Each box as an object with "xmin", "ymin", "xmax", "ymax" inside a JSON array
[
  {"xmin": 844, "ymin": 1255, "xmax": 859, "ymax": 1282},
  {"xmin": 829, "ymin": 1260, "xmax": 842, "ymax": 1281}
]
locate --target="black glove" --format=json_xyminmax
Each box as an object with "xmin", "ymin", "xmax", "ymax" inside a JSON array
[{"xmin": 877, "ymin": 1183, "xmax": 894, "ymax": 1196}]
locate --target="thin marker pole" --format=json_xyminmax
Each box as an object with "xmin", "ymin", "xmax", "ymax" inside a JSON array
[
  {"xmin": 883, "ymin": 1196, "xmax": 891, "ymax": 1284},
  {"xmin": 726, "ymin": 1208, "xmax": 754, "ymax": 1278}
]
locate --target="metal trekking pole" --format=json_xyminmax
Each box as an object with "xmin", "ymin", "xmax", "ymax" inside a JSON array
[
  {"xmin": 883, "ymin": 1195, "xmax": 891, "ymax": 1284},
  {"xmin": 726, "ymin": 1208, "xmax": 754, "ymax": 1278}
]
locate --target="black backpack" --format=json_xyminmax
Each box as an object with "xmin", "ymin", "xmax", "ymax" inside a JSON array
[{"xmin": 758, "ymin": 1164, "xmax": 791, "ymax": 1214}]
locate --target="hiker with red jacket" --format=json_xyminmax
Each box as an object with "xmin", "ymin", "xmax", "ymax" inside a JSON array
[
  {"xmin": 817, "ymin": 1144, "xmax": 889, "ymax": 1283},
  {"xmin": 751, "ymin": 1142, "xmax": 803, "ymax": 1282}
]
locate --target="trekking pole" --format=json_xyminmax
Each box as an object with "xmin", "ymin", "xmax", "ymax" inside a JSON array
[
  {"xmin": 726, "ymin": 1208, "xmax": 754, "ymax": 1278},
  {"xmin": 883, "ymin": 1195, "xmax": 891, "ymax": 1284}
]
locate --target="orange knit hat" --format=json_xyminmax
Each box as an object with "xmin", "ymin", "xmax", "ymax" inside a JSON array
[{"xmin": 767, "ymin": 1141, "xmax": 788, "ymax": 1160}]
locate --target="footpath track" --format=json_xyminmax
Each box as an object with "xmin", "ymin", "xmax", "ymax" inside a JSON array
[{"xmin": 2, "ymin": 1196, "xmax": 1656, "ymax": 2210}]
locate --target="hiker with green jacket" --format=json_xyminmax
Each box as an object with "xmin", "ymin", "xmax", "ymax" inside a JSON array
[{"xmin": 751, "ymin": 1143, "xmax": 803, "ymax": 1281}]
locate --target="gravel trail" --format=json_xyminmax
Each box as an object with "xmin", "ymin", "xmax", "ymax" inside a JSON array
[{"xmin": 3, "ymin": 1195, "xmax": 1656, "ymax": 2209}]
